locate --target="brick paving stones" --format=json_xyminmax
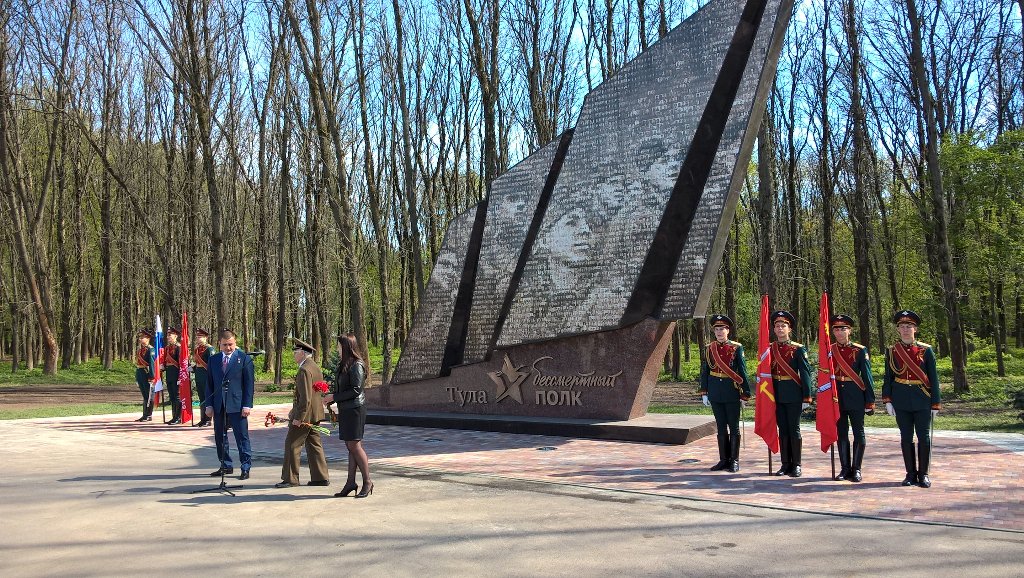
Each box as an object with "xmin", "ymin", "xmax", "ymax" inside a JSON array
[{"xmin": 28, "ymin": 405, "xmax": 1024, "ymax": 532}]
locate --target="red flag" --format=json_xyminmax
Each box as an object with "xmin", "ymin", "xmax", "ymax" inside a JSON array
[
  {"xmin": 753, "ymin": 295, "xmax": 779, "ymax": 453},
  {"xmin": 178, "ymin": 311, "xmax": 193, "ymax": 423},
  {"xmin": 815, "ymin": 293, "xmax": 840, "ymax": 452}
]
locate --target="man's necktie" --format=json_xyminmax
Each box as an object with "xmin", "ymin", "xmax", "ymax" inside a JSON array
[{"xmin": 222, "ymin": 353, "xmax": 229, "ymax": 373}]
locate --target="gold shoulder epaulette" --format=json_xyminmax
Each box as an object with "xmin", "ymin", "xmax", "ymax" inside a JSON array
[
  {"xmin": 791, "ymin": 341, "xmax": 803, "ymax": 348},
  {"xmin": 916, "ymin": 341, "xmax": 931, "ymax": 348},
  {"xmin": 729, "ymin": 340, "xmax": 742, "ymax": 347},
  {"xmin": 851, "ymin": 342, "xmax": 865, "ymax": 349}
]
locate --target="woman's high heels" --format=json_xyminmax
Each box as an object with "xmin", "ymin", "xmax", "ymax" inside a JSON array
[
  {"xmin": 334, "ymin": 482, "xmax": 358, "ymax": 497},
  {"xmin": 355, "ymin": 482, "xmax": 373, "ymax": 498}
]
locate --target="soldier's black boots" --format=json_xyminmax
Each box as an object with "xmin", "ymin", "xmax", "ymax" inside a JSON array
[
  {"xmin": 789, "ymin": 437, "xmax": 802, "ymax": 477},
  {"xmin": 775, "ymin": 436, "xmax": 791, "ymax": 476},
  {"xmin": 728, "ymin": 435, "xmax": 740, "ymax": 473},
  {"xmin": 901, "ymin": 441, "xmax": 917, "ymax": 486},
  {"xmin": 710, "ymin": 436, "xmax": 729, "ymax": 471},
  {"xmin": 835, "ymin": 438, "xmax": 851, "ymax": 481},
  {"xmin": 850, "ymin": 440, "xmax": 865, "ymax": 482},
  {"xmin": 917, "ymin": 441, "xmax": 932, "ymax": 488}
]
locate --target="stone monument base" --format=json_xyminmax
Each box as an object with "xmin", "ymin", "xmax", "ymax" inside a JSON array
[{"xmin": 366, "ymin": 409, "xmax": 716, "ymax": 445}]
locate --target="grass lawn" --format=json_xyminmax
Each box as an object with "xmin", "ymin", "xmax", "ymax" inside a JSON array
[
  {"xmin": 2, "ymin": 343, "xmax": 1022, "ymax": 431},
  {"xmin": 0, "ymin": 394, "xmax": 293, "ymax": 421}
]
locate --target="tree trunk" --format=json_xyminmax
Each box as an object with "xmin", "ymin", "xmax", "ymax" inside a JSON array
[{"xmin": 906, "ymin": 0, "xmax": 969, "ymax": 393}]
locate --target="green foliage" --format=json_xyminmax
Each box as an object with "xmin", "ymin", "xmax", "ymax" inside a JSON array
[{"xmin": 0, "ymin": 359, "xmax": 136, "ymax": 387}]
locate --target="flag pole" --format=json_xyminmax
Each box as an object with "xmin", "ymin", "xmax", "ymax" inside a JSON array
[{"xmin": 768, "ymin": 449, "xmax": 772, "ymax": 474}]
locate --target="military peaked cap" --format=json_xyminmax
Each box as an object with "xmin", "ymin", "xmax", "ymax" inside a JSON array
[
  {"xmin": 830, "ymin": 314, "xmax": 854, "ymax": 328},
  {"xmin": 709, "ymin": 314, "xmax": 734, "ymax": 330},
  {"xmin": 771, "ymin": 310, "xmax": 796, "ymax": 326},
  {"xmin": 892, "ymin": 310, "xmax": 921, "ymax": 326},
  {"xmin": 292, "ymin": 338, "xmax": 315, "ymax": 354}
]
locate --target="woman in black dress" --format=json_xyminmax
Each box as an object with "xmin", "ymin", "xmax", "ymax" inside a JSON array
[{"xmin": 324, "ymin": 334, "xmax": 373, "ymax": 497}]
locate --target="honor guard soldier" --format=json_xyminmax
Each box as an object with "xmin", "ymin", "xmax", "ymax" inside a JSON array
[
  {"xmin": 160, "ymin": 327, "xmax": 183, "ymax": 424},
  {"xmin": 134, "ymin": 329, "xmax": 156, "ymax": 422},
  {"xmin": 882, "ymin": 310, "xmax": 940, "ymax": 488},
  {"xmin": 192, "ymin": 328, "xmax": 214, "ymax": 427},
  {"xmin": 770, "ymin": 310, "xmax": 812, "ymax": 477},
  {"xmin": 699, "ymin": 315, "xmax": 751, "ymax": 472},
  {"xmin": 830, "ymin": 314, "xmax": 876, "ymax": 482}
]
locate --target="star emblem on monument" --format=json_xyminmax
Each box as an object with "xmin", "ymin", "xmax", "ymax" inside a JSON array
[{"xmin": 488, "ymin": 354, "xmax": 529, "ymax": 404}]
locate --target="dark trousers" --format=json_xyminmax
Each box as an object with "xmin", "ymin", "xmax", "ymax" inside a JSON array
[
  {"xmin": 776, "ymin": 402, "xmax": 802, "ymax": 438},
  {"xmin": 711, "ymin": 401, "xmax": 742, "ymax": 437},
  {"xmin": 194, "ymin": 370, "xmax": 208, "ymax": 406},
  {"xmin": 895, "ymin": 409, "xmax": 930, "ymax": 444},
  {"xmin": 164, "ymin": 367, "xmax": 180, "ymax": 420},
  {"xmin": 135, "ymin": 368, "xmax": 152, "ymax": 417},
  {"xmin": 837, "ymin": 410, "xmax": 866, "ymax": 445},
  {"xmin": 213, "ymin": 410, "xmax": 252, "ymax": 471}
]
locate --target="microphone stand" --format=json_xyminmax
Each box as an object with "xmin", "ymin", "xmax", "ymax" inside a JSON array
[{"xmin": 192, "ymin": 377, "xmax": 242, "ymax": 496}]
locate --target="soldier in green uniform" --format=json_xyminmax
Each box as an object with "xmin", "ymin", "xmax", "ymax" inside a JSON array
[
  {"xmin": 191, "ymin": 328, "xmax": 214, "ymax": 427},
  {"xmin": 699, "ymin": 315, "xmax": 751, "ymax": 472},
  {"xmin": 161, "ymin": 327, "xmax": 183, "ymax": 424},
  {"xmin": 134, "ymin": 329, "xmax": 156, "ymax": 422},
  {"xmin": 830, "ymin": 314, "xmax": 876, "ymax": 482},
  {"xmin": 882, "ymin": 310, "xmax": 940, "ymax": 488},
  {"xmin": 770, "ymin": 310, "xmax": 812, "ymax": 477}
]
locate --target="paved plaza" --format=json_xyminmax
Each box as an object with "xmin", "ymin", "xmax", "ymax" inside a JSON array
[{"xmin": 2, "ymin": 405, "xmax": 1023, "ymax": 576}]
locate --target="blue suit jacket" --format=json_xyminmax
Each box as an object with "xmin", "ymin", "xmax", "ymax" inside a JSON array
[{"xmin": 204, "ymin": 350, "xmax": 255, "ymax": 413}]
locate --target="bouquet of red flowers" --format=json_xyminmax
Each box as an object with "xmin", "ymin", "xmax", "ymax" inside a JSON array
[
  {"xmin": 264, "ymin": 410, "xmax": 331, "ymax": 435},
  {"xmin": 313, "ymin": 380, "xmax": 329, "ymax": 394}
]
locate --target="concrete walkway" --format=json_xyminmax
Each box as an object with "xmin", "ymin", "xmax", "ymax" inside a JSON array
[{"xmin": 2, "ymin": 406, "xmax": 1022, "ymax": 577}]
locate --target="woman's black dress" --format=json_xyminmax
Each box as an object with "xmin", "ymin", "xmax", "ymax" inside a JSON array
[{"xmin": 334, "ymin": 360, "xmax": 366, "ymax": 441}]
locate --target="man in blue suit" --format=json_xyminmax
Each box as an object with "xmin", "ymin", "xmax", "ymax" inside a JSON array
[{"xmin": 203, "ymin": 329, "xmax": 255, "ymax": 480}]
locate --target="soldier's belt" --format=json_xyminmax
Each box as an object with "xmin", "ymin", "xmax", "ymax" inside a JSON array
[
  {"xmin": 710, "ymin": 371, "xmax": 732, "ymax": 379},
  {"xmin": 836, "ymin": 378, "xmax": 857, "ymax": 384},
  {"xmin": 771, "ymin": 375, "xmax": 794, "ymax": 381},
  {"xmin": 894, "ymin": 377, "xmax": 923, "ymax": 385}
]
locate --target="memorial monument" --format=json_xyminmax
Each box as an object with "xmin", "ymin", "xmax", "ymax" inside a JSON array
[{"xmin": 365, "ymin": 0, "xmax": 794, "ymax": 440}]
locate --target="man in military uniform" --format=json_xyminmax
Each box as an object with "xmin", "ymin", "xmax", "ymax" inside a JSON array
[
  {"xmin": 699, "ymin": 315, "xmax": 751, "ymax": 473},
  {"xmin": 830, "ymin": 314, "xmax": 875, "ymax": 482},
  {"xmin": 770, "ymin": 310, "xmax": 812, "ymax": 477},
  {"xmin": 191, "ymin": 328, "xmax": 214, "ymax": 427},
  {"xmin": 134, "ymin": 329, "xmax": 156, "ymax": 422},
  {"xmin": 275, "ymin": 339, "xmax": 330, "ymax": 488},
  {"xmin": 882, "ymin": 310, "xmax": 940, "ymax": 488},
  {"xmin": 160, "ymin": 327, "xmax": 183, "ymax": 424}
]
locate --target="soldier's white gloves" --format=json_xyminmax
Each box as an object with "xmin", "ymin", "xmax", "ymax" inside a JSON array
[
  {"xmin": 885, "ymin": 402, "xmax": 895, "ymax": 417},
  {"xmin": 931, "ymin": 409, "xmax": 939, "ymax": 418},
  {"xmin": 702, "ymin": 395, "xmax": 710, "ymax": 407},
  {"xmin": 741, "ymin": 399, "xmax": 747, "ymax": 408},
  {"xmin": 801, "ymin": 402, "xmax": 810, "ymax": 410}
]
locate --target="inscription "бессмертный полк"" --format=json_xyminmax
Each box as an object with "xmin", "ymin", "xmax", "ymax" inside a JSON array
[{"xmin": 445, "ymin": 354, "xmax": 623, "ymax": 407}]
